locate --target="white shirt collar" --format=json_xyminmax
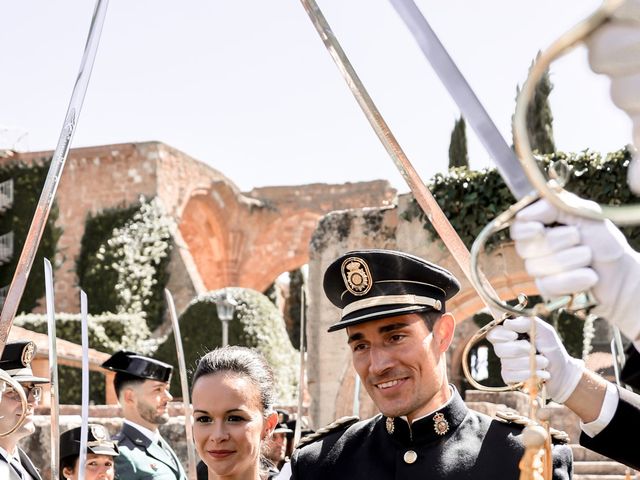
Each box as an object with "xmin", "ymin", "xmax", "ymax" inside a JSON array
[
  {"xmin": 124, "ymin": 419, "xmax": 160, "ymax": 442},
  {"xmin": 0, "ymin": 445, "xmax": 18, "ymax": 463}
]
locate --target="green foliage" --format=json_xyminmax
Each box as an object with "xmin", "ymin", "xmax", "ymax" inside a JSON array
[
  {"xmin": 401, "ymin": 166, "xmax": 515, "ymax": 250},
  {"xmin": 448, "ymin": 116, "xmax": 469, "ymax": 169},
  {"xmin": 76, "ymin": 197, "xmax": 173, "ymax": 330},
  {"xmin": 154, "ymin": 288, "xmax": 299, "ymax": 404},
  {"xmin": 522, "ymin": 64, "xmax": 556, "ymax": 154},
  {"xmin": 14, "ymin": 312, "xmax": 150, "ymax": 404},
  {"xmin": 0, "ymin": 158, "xmax": 61, "ymax": 313},
  {"xmin": 77, "ymin": 203, "xmax": 139, "ymax": 315},
  {"xmin": 401, "ymin": 148, "xmax": 637, "ymax": 251}
]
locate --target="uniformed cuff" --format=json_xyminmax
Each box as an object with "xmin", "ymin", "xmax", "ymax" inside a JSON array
[{"xmin": 580, "ymin": 382, "xmax": 618, "ymax": 438}]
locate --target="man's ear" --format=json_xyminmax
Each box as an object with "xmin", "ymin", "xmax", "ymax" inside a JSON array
[
  {"xmin": 122, "ymin": 386, "xmax": 136, "ymax": 406},
  {"xmin": 434, "ymin": 313, "xmax": 455, "ymax": 352},
  {"xmin": 263, "ymin": 411, "xmax": 278, "ymax": 439}
]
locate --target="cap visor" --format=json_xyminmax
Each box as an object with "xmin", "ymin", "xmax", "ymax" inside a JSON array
[{"xmin": 89, "ymin": 445, "xmax": 119, "ymax": 456}]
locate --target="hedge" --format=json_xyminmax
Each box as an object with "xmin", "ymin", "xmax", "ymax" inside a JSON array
[
  {"xmin": 14, "ymin": 312, "xmax": 150, "ymax": 404},
  {"xmin": 154, "ymin": 288, "xmax": 299, "ymax": 404}
]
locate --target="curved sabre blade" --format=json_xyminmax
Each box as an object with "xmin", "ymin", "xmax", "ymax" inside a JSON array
[
  {"xmin": 0, "ymin": 0, "xmax": 109, "ymax": 356},
  {"xmin": 44, "ymin": 259, "xmax": 60, "ymax": 480},
  {"xmin": 78, "ymin": 290, "xmax": 90, "ymax": 480},
  {"xmin": 164, "ymin": 289, "xmax": 197, "ymax": 480},
  {"xmin": 388, "ymin": 0, "xmax": 533, "ymax": 200}
]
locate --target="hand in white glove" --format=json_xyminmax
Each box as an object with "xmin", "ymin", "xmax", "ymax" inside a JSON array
[
  {"xmin": 486, "ymin": 316, "xmax": 584, "ymax": 403},
  {"xmin": 586, "ymin": 0, "xmax": 640, "ymax": 193},
  {"xmin": 511, "ymin": 194, "xmax": 640, "ymax": 342}
]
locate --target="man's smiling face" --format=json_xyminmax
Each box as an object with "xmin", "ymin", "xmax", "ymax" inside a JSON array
[{"xmin": 347, "ymin": 312, "xmax": 452, "ymax": 421}]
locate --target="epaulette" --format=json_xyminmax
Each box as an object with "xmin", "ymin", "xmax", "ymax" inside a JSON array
[
  {"xmin": 494, "ymin": 410, "xmax": 570, "ymax": 444},
  {"xmin": 296, "ymin": 415, "xmax": 360, "ymax": 449}
]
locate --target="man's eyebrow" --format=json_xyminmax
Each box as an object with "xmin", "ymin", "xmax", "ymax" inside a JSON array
[
  {"xmin": 347, "ymin": 332, "xmax": 364, "ymax": 344},
  {"xmin": 379, "ymin": 322, "xmax": 410, "ymax": 334},
  {"xmin": 347, "ymin": 322, "xmax": 410, "ymax": 343}
]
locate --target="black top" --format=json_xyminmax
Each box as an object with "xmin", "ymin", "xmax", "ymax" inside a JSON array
[
  {"xmin": 291, "ymin": 388, "xmax": 572, "ymax": 479},
  {"xmin": 579, "ymin": 386, "xmax": 640, "ymax": 470}
]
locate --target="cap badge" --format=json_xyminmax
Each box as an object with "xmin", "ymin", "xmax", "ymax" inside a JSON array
[
  {"xmin": 91, "ymin": 424, "xmax": 107, "ymax": 441},
  {"xmin": 433, "ymin": 412, "xmax": 449, "ymax": 435},
  {"xmin": 21, "ymin": 341, "xmax": 35, "ymax": 367},
  {"xmin": 341, "ymin": 257, "xmax": 372, "ymax": 296}
]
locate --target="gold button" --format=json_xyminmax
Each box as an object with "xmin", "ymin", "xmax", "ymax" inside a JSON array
[{"xmin": 404, "ymin": 450, "xmax": 417, "ymax": 464}]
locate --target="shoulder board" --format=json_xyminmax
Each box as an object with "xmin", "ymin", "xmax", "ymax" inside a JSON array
[
  {"xmin": 296, "ymin": 415, "xmax": 360, "ymax": 449},
  {"xmin": 494, "ymin": 410, "xmax": 569, "ymax": 444}
]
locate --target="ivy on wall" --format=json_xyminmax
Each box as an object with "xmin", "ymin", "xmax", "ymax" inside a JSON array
[
  {"xmin": 15, "ymin": 312, "xmax": 150, "ymax": 404},
  {"xmin": 154, "ymin": 288, "xmax": 299, "ymax": 404},
  {"xmin": 76, "ymin": 197, "xmax": 174, "ymax": 331},
  {"xmin": 0, "ymin": 158, "xmax": 61, "ymax": 313},
  {"xmin": 401, "ymin": 148, "xmax": 638, "ymax": 250}
]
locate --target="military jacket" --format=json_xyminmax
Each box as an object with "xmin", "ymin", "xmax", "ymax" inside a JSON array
[
  {"xmin": 580, "ymin": 386, "xmax": 640, "ymax": 471},
  {"xmin": 114, "ymin": 423, "xmax": 187, "ymax": 480},
  {"xmin": 291, "ymin": 389, "xmax": 572, "ymax": 479}
]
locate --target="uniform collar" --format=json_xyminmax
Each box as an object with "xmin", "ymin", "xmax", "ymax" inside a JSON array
[
  {"xmin": 123, "ymin": 419, "xmax": 160, "ymax": 443},
  {"xmin": 383, "ymin": 385, "xmax": 468, "ymax": 446}
]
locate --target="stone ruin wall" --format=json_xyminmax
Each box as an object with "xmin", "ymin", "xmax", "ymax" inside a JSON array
[{"xmin": 7, "ymin": 142, "xmax": 396, "ymax": 316}]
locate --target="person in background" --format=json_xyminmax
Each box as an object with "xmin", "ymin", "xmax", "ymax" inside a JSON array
[
  {"xmin": 59, "ymin": 424, "xmax": 119, "ymax": 480},
  {"xmin": 0, "ymin": 341, "xmax": 49, "ymax": 480},
  {"xmin": 101, "ymin": 351, "xmax": 186, "ymax": 480}
]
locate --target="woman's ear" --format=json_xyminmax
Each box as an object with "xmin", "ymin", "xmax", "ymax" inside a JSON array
[{"xmin": 62, "ymin": 465, "xmax": 74, "ymax": 479}]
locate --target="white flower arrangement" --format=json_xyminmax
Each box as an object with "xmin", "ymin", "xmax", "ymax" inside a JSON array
[{"xmin": 96, "ymin": 196, "xmax": 175, "ymax": 317}]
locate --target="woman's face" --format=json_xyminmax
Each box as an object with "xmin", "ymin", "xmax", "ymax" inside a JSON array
[
  {"xmin": 192, "ymin": 372, "xmax": 276, "ymax": 479},
  {"xmin": 64, "ymin": 454, "xmax": 115, "ymax": 480}
]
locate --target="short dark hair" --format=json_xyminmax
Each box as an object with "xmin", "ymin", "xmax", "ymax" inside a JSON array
[
  {"xmin": 192, "ymin": 346, "xmax": 276, "ymax": 415},
  {"xmin": 114, "ymin": 372, "xmax": 146, "ymax": 399},
  {"xmin": 418, "ymin": 309, "xmax": 442, "ymax": 331}
]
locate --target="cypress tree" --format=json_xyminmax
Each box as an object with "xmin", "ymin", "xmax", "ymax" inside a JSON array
[
  {"xmin": 448, "ymin": 116, "xmax": 469, "ymax": 169},
  {"xmin": 522, "ymin": 56, "xmax": 556, "ymax": 154}
]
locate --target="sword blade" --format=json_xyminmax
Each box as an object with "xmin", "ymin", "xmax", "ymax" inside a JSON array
[
  {"xmin": 44, "ymin": 259, "xmax": 60, "ymax": 480},
  {"xmin": 292, "ymin": 287, "xmax": 306, "ymax": 448},
  {"xmin": 300, "ymin": 0, "xmax": 503, "ymax": 319},
  {"xmin": 78, "ymin": 290, "xmax": 90, "ymax": 480},
  {"xmin": 0, "ymin": 0, "xmax": 109, "ymax": 356},
  {"xmin": 164, "ymin": 289, "xmax": 197, "ymax": 480},
  {"xmin": 388, "ymin": 0, "xmax": 533, "ymax": 200}
]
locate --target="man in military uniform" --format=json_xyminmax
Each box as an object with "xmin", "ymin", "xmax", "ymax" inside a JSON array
[
  {"xmin": 290, "ymin": 249, "xmax": 572, "ymax": 479},
  {"xmin": 101, "ymin": 351, "xmax": 186, "ymax": 480},
  {"xmin": 0, "ymin": 341, "xmax": 49, "ymax": 480}
]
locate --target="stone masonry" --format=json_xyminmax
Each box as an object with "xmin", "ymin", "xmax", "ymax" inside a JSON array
[{"xmin": 5, "ymin": 142, "xmax": 396, "ymax": 315}]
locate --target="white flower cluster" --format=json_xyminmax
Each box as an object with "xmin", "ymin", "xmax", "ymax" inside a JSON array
[{"xmin": 97, "ymin": 197, "xmax": 175, "ymax": 317}]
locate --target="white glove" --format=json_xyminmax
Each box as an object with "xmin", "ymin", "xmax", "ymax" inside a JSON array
[
  {"xmin": 486, "ymin": 316, "xmax": 584, "ymax": 403},
  {"xmin": 586, "ymin": 0, "xmax": 640, "ymax": 193},
  {"xmin": 511, "ymin": 194, "xmax": 640, "ymax": 341}
]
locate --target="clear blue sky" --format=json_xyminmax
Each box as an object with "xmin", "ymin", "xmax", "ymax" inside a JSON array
[{"xmin": 0, "ymin": 1, "xmax": 630, "ymax": 193}]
